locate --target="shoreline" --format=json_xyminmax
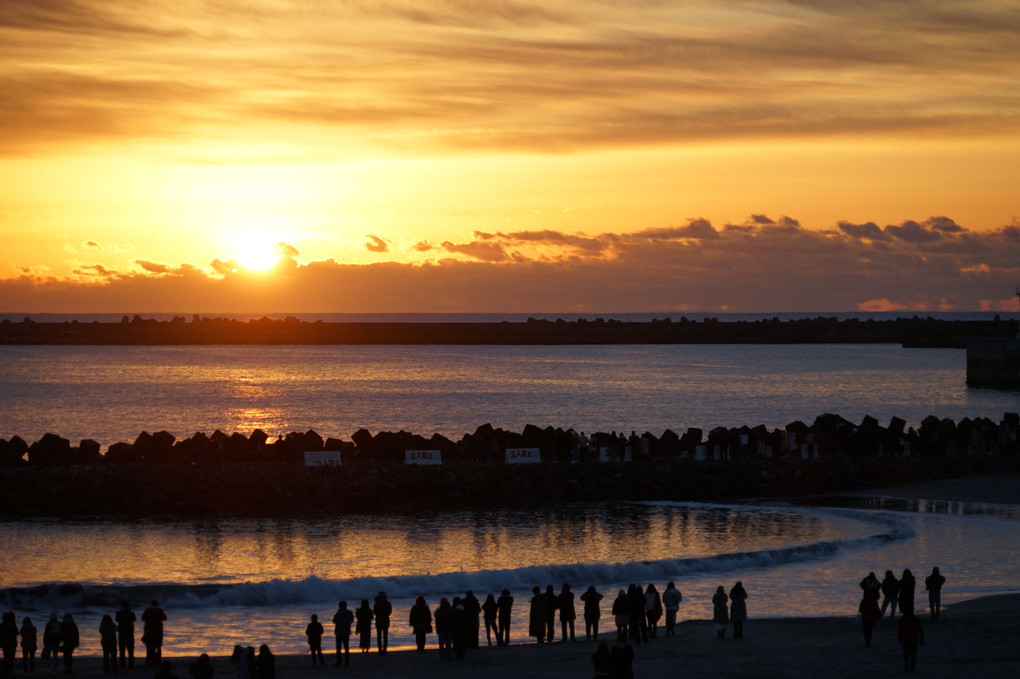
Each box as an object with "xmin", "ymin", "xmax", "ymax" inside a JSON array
[{"xmin": 32, "ymin": 597, "xmax": 1020, "ymax": 679}]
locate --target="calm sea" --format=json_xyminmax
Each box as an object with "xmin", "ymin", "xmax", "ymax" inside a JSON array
[
  {"xmin": 0, "ymin": 343, "xmax": 1016, "ymax": 447},
  {"xmin": 2, "ymin": 339, "xmax": 1019, "ymax": 658}
]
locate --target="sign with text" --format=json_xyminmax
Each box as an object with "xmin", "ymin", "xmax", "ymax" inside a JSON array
[
  {"xmin": 304, "ymin": 451, "xmax": 342, "ymax": 467},
  {"xmin": 405, "ymin": 449, "xmax": 442, "ymax": 465},
  {"xmin": 505, "ymin": 447, "xmax": 541, "ymax": 464}
]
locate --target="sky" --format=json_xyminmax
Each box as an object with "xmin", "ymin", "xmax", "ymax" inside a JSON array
[{"xmin": 2, "ymin": 0, "xmax": 1019, "ymax": 314}]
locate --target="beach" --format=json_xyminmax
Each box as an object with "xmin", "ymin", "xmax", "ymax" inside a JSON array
[{"xmin": 13, "ymin": 474, "xmax": 1018, "ymax": 679}]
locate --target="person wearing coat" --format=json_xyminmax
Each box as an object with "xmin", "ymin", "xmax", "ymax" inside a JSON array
[
  {"xmin": 661, "ymin": 582, "xmax": 683, "ymax": 636},
  {"xmin": 644, "ymin": 584, "xmax": 663, "ymax": 638},
  {"xmin": 354, "ymin": 600, "xmax": 373, "ymax": 653},
  {"xmin": 408, "ymin": 596, "xmax": 432, "ymax": 652},
  {"xmin": 60, "ymin": 613, "xmax": 80, "ymax": 674},
  {"xmin": 880, "ymin": 570, "xmax": 900, "ymax": 620},
  {"xmin": 611, "ymin": 590, "xmax": 629, "ymax": 642},
  {"xmin": 528, "ymin": 587, "xmax": 547, "ymax": 644},
  {"xmin": 729, "ymin": 582, "xmax": 748, "ymax": 639},
  {"xmin": 496, "ymin": 590, "xmax": 513, "ymax": 647},
  {"xmin": 859, "ymin": 594, "xmax": 881, "ymax": 648},
  {"xmin": 580, "ymin": 586, "xmax": 604, "ymax": 641},
  {"xmin": 481, "ymin": 594, "xmax": 499, "ymax": 647},
  {"xmin": 924, "ymin": 567, "xmax": 946, "ymax": 621},
  {"xmin": 20, "ymin": 616, "xmax": 38, "ymax": 677},
  {"xmin": 712, "ymin": 586, "xmax": 729, "ymax": 639},
  {"xmin": 558, "ymin": 584, "xmax": 576, "ymax": 642},
  {"xmin": 99, "ymin": 614, "xmax": 119, "ymax": 675},
  {"xmin": 899, "ymin": 569, "xmax": 916, "ymax": 615}
]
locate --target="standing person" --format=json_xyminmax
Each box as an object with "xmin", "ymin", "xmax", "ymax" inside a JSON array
[
  {"xmin": 354, "ymin": 600, "xmax": 373, "ymax": 653},
  {"xmin": 42, "ymin": 613, "xmax": 63, "ymax": 675},
  {"xmin": 0, "ymin": 611, "xmax": 17, "ymax": 675},
  {"xmin": 661, "ymin": 582, "xmax": 683, "ymax": 636},
  {"xmin": 481, "ymin": 595, "xmax": 498, "ymax": 647},
  {"xmin": 859, "ymin": 572, "xmax": 881, "ymax": 601},
  {"xmin": 880, "ymin": 571, "xmax": 900, "ymax": 620},
  {"xmin": 528, "ymin": 587, "xmax": 546, "ymax": 644},
  {"xmin": 543, "ymin": 585, "xmax": 558, "ymax": 643},
  {"xmin": 99, "ymin": 614, "xmax": 118, "ymax": 676},
  {"xmin": 331, "ymin": 601, "xmax": 353, "ymax": 666},
  {"xmin": 434, "ymin": 598, "xmax": 453, "ymax": 661},
  {"xmin": 254, "ymin": 646, "xmax": 274, "ymax": 679},
  {"xmin": 644, "ymin": 585, "xmax": 663, "ymax": 639},
  {"xmin": 20, "ymin": 615, "xmax": 37, "ymax": 678},
  {"xmin": 451, "ymin": 597, "xmax": 468, "ymax": 659},
  {"xmin": 229, "ymin": 646, "xmax": 247, "ymax": 679},
  {"xmin": 304, "ymin": 614, "xmax": 324, "ymax": 665},
  {"xmin": 897, "ymin": 609, "xmax": 925, "ymax": 672},
  {"xmin": 496, "ymin": 590, "xmax": 513, "ymax": 647},
  {"xmin": 462, "ymin": 591, "xmax": 481, "ymax": 649},
  {"xmin": 729, "ymin": 582, "xmax": 748, "ymax": 640},
  {"xmin": 373, "ymin": 592, "xmax": 391, "ymax": 655},
  {"xmin": 859, "ymin": 593, "xmax": 880, "ymax": 648},
  {"xmin": 924, "ymin": 567, "xmax": 946, "ymax": 621},
  {"xmin": 627, "ymin": 585, "xmax": 646, "ymax": 644},
  {"xmin": 611, "ymin": 590, "xmax": 629, "ymax": 642},
  {"xmin": 59, "ymin": 613, "xmax": 79, "ymax": 674},
  {"xmin": 580, "ymin": 586, "xmax": 604, "ymax": 641},
  {"xmin": 115, "ymin": 602, "xmax": 136, "ymax": 668},
  {"xmin": 712, "ymin": 586, "xmax": 729, "ymax": 639},
  {"xmin": 558, "ymin": 584, "xmax": 576, "ymax": 642},
  {"xmin": 408, "ymin": 596, "xmax": 433, "ymax": 652},
  {"xmin": 188, "ymin": 654, "xmax": 214, "ymax": 679},
  {"xmin": 141, "ymin": 599, "xmax": 167, "ymax": 667},
  {"xmin": 899, "ymin": 569, "xmax": 916, "ymax": 616}
]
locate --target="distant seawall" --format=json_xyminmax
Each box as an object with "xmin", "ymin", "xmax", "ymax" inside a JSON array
[{"xmin": 1, "ymin": 315, "xmax": 1017, "ymax": 347}]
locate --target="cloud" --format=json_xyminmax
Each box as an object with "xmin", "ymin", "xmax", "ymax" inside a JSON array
[
  {"xmin": 276, "ymin": 242, "xmax": 300, "ymax": 257},
  {"xmin": 364, "ymin": 235, "xmax": 390, "ymax": 253},
  {"xmin": 5, "ymin": 213, "xmax": 1018, "ymax": 314},
  {"xmin": 85, "ymin": 240, "xmax": 101, "ymax": 249}
]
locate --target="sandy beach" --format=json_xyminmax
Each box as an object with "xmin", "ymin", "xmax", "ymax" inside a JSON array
[{"xmin": 15, "ymin": 474, "xmax": 1020, "ymax": 679}]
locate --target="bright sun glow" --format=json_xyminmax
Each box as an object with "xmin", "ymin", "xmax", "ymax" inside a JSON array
[{"xmin": 233, "ymin": 241, "xmax": 281, "ymax": 271}]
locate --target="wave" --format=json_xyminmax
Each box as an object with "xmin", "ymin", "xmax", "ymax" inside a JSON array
[{"xmin": 1, "ymin": 520, "xmax": 912, "ymax": 610}]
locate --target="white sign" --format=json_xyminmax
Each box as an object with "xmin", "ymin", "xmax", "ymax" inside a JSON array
[
  {"xmin": 505, "ymin": 448, "xmax": 541, "ymax": 464},
  {"xmin": 304, "ymin": 451, "xmax": 342, "ymax": 467},
  {"xmin": 405, "ymin": 449, "xmax": 442, "ymax": 465}
]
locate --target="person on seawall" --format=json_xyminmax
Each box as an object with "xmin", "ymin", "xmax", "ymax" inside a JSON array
[
  {"xmin": 661, "ymin": 582, "xmax": 683, "ymax": 636},
  {"xmin": 729, "ymin": 581, "xmax": 748, "ymax": 640},
  {"xmin": 331, "ymin": 601, "xmax": 353, "ymax": 666},
  {"xmin": 304, "ymin": 614, "xmax": 324, "ymax": 665},
  {"xmin": 141, "ymin": 599, "xmax": 167, "ymax": 667},
  {"xmin": 558, "ymin": 584, "xmax": 576, "ymax": 642},
  {"xmin": 496, "ymin": 589, "xmax": 513, "ymax": 647},
  {"xmin": 115, "ymin": 602, "xmax": 136, "ymax": 668},
  {"xmin": 20, "ymin": 615, "xmax": 38, "ymax": 678},
  {"xmin": 879, "ymin": 570, "xmax": 900, "ymax": 620},
  {"xmin": 373, "ymin": 592, "xmax": 391, "ymax": 655},
  {"xmin": 712, "ymin": 586, "xmax": 729, "ymax": 639},
  {"xmin": 580, "ymin": 586, "xmax": 604, "ymax": 641},
  {"xmin": 354, "ymin": 600, "xmax": 373, "ymax": 653},
  {"xmin": 481, "ymin": 594, "xmax": 498, "ymax": 647},
  {"xmin": 924, "ymin": 567, "xmax": 946, "ymax": 621},
  {"xmin": 99, "ymin": 614, "xmax": 118, "ymax": 676},
  {"xmin": 408, "ymin": 596, "xmax": 433, "ymax": 652}
]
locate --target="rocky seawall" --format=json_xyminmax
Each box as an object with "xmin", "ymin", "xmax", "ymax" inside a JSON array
[{"xmin": 2, "ymin": 412, "xmax": 1018, "ymax": 518}]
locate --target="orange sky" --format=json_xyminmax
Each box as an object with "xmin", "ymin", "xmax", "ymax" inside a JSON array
[{"xmin": 2, "ymin": 1, "xmax": 1019, "ymax": 313}]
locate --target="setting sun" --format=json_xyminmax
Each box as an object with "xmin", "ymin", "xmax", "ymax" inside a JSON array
[{"xmin": 234, "ymin": 244, "xmax": 280, "ymax": 272}]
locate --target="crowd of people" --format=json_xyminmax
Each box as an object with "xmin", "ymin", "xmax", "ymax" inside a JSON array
[
  {"xmin": 857, "ymin": 566, "xmax": 945, "ymax": 673},
  {"xmin": 2, "ymin": 569, "xmax": 951, "ymax": 677}
]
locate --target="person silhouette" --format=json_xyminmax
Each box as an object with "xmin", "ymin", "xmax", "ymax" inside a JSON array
[
  {"xmin": 373, "ymin": 592, "xmax": 391, "ymax": 655},
  {"xmin": 661, "ymin": 582, "xmax": 683, "ymax": 636},
  {"xmin": 304, "ymin": 614, "xmax": 324, "ymax": 665},
  {"xmin": 859, "ymin": 593, "xmax": 880, "ymax": 647},
  {"xmin": 141, "ymin": 599, "xmax": 167, "ymax": 667},
  {"xmin": 712, "ymin": 586, "xmax": 729, "ymax": 639},
  {"xmin": 408, "ymin": 596, "xmax": 432, "ymax": 652},
  {"xmin": 188, "ymin": 654, "xmax": 214, "ymax": 679},
  {"xmin": 496, "ymin": 589, "xmax": 513, "ymax": 646},
  {"xmin": 529, "ymin": 587, "xmax": 546, "ymax": 644},
  {"xmin": 897, "ymin": 609, "xmax": 925, "ymax": 672},
  {"xmin": 60, "ymin": 613, "xmax": 79, "ymax": 674},
  {"xmin": 558, "ymin": 584, "xmax": 576, "ymax": 642},
  {"xmin": 879, "ymin": 570, "xmax": 900, "ymax": 620},
  {"xmin": 481, "ymin": 594, "xmax": 498, "ymax": 647},
  {"xmin": 924, "ymin": 567, "xmax": 946, "ymax": 621},
  {"xmin": 331, "ymin": 601, "xmax": 353, "ymax": 665},
  {"xmin": 1, "ymin": 611, "xmax": 18, "ymax": 675},
  {"xmin": 254, "ymin": 645, "xmax": 274, "ymax": 679},
  {"xmin": 115, "ymin": 602, "xmax": 136, "ymax": 668},
  {"xmin": 99, "ymin": 614, "xmax": 118, "ymax": 675},
  {"xmin": 580, "ymin": 586, "xmax": 604, "ymax": 641},
  {"xmin": 19, "ymin": 615, "xmax": 37, "ymax": 677},
  {"xmin": 899, "ymin": 569, "xmax": 916, "ymax": 616},
  {"xmin": 729, "ymin": 582, "xmax": 748, "ymax": 639},
  {"xmin": 354, "ymin": 600, "xmax": 373, "ymax": 653}
]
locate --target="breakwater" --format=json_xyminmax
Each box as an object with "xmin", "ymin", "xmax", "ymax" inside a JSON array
[
  {"xmin": 2, "ymin": 413, "xmax": 1018, "ymax": 517},
  {"xmin": 1, "ymin": 315, "xmax": 1017, "ymax": 346}
]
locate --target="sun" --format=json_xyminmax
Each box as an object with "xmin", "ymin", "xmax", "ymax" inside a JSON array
[{"xmin": 233, "ymin": 240, "xmax": 281, "ymax": 271}]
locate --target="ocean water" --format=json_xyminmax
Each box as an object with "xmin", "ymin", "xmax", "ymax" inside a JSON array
[
  {"xmin": 0, "ymin": 343, "xmax": 1016, "ymax": 447},
  {"xmin": 2, "ymin": 342, "xmax": 1019, "ymax": 659},
  {"xmin": 2, "ymin": 500, "xmax": 1019, "ymax": 657}
]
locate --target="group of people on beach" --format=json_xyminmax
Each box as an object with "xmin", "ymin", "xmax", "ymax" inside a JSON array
[
  {"xmin": 0, "ymin": 601, "xmax": 167, "ymax": 678},
  {"xmin": 857, "ymin": 566, "xmax": 945, "ymax": 672}
]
